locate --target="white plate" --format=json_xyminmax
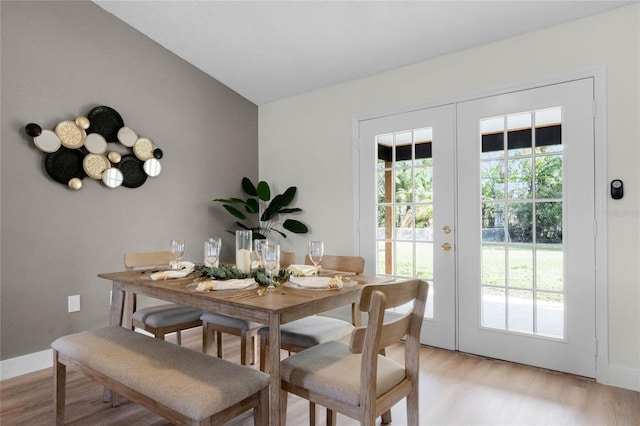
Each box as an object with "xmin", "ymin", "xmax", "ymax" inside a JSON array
[
  {"xmin": 286, "ymin": 276, "xmax": 355, "ymax": 290},
  {"xmin": 186, "ymin": 280, "xmax": 257, "ymax": 292}
]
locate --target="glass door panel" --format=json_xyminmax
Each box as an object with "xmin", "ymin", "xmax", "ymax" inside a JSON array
[{"xmin": 359, "ymin": 104, "xmax": 455, "ymax": 349}]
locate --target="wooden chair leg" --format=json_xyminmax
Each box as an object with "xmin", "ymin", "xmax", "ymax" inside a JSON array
[
  {"xmin": 53, "ymin": 351, "xmax": 65, "ymax": 426},
  {"xmin": 259, "ymin": 336, "xmax": 268, "ymax": 372},
  {"xmin": 406, "ymin": 388, "xmax": 419, "ymax": 426},
  {"xmin": 202, "ymin": 323, "xmax": 210, "ymax": 353},
  {"xmin": 279, "ymin": 388, "xmax": 288, "ymax": 425},
  {"xmin": 327, "ymin": 408, "xmax": 337, "ymax": 426},
  {"xmin": 216, "ymin": 331, "xmax": 223, "ymax": 359},
  {"xmin": 254, "ymin": 386, "xmax": 270, "ymax": 426},
  {"xmin": 308, "ymin": 402, "xmax": 317, "ymax": 426},
  {"xmin": 251, "ymin": 335, "xmax": 257, "ymax": 365},
  {"xmin": 240, "ymin": 330, "xmax": 249, "ymax": 366},
  {"xmin": 176, "ymin": 330, "xmax": 182, "ymax": 345}
]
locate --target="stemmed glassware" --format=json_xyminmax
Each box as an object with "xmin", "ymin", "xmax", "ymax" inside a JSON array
[
  {"xmin": 261, "ymin": 244, "xmax": 280, "ymax": 292},
  {"xmin": 254, "ymin": 238, "xmax": 269, "ymax": 268},
  {"xmin": 170, "ymin": 239, "xmax": 185, "ymax": 270},
  {"xmin": 308, "ymin": 241, "xmax": 324, "ymax": 276},
  {"xmin": 204, "ymin": 237, "xmax": 222, "ymax": 267},
  {"xmin": 204, "ymin": 239, "xmax": 220, "ymax": 269}
]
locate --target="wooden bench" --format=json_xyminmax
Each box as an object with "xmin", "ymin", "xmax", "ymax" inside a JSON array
[{"xmin": 52, "ymin": 326, "xmax": 269, "ymax": 425}]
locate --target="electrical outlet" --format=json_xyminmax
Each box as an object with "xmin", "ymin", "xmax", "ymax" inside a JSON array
[{"xmin": 68, "ymin": 295, "xmax": 80, "ymax": 312}]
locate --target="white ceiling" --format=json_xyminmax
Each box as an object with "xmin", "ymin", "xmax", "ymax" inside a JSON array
[{"xmin": 94, "ymin": 1, "xmax": 636, "ymax": 105}]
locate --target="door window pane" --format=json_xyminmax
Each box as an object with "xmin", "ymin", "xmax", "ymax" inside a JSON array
[
  {"xmin": 375, "ymin": 127, "xmax": 434, "ymax": 319},
  {"xmin": 482, "ymin": 245, "xmax": 505, "ymax": 286},
  {"xmin": 508, "ymin": 247, "xmax": 533, "ymax": 288},
  {"xmin": 535, "ymin": 155, "xmax": 563, "ymax": 198},
  {"xmin": 482, "ymin": 160, "xmax": 505, "ymax": 200},
  {"xmin": 479, "ymin": 108, "xmax": 565, "ymax": 339},
  {"xmin": 482, "ymin": 286, "xmax": 506, "ymax": 330},
  {"xmin": 508, "ymin": 202, "xmax": 533, "ymax": 243},
  {"xmin": 507, "ymin": 158, "xmax": 533, "ymax": 199},
  {"xmin": 536, "ymin": 248, "xmax": 563, "ymax": 291},
  {"xmin": 508, "ymin": 289, "xmax": 534, "ymax": 333}
]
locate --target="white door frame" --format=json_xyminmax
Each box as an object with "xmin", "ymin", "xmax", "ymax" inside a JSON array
[{"xmin": 352, "ymin": 68, "xmax": 609, "ymax": 384}]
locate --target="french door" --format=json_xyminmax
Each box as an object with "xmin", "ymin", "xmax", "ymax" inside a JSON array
[
  {"xmin": 457, "ymin": 78, "xmax": 596, "ymax": 377},
  {"xmin": 357, "ymin": 78, "xmax": 596, "ymax": 377},
  {"xmin": 358, "ymin": 104, "xmax": 456, "ymax": 350}
]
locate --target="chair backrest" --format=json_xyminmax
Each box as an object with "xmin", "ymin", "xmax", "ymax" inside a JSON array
[
  {"xmin": 349, "ymin": 279, "xmax": 428, "ymax": 406},
  {"xmin": 280, "ymin": 251, "xmax": 298, "ymax": 268},
  {"xmin": 124, "ymin": 251, "xmax": 174, "ymax": 270},
  {"xmin": 304, "ymin": 254, "xmax": 365, "ymax": 275}
]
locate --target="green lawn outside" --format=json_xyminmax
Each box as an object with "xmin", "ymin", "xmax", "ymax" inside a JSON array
[{"xmin": 377, "ymin": 242, "xmax": 563, "ymax": 294}]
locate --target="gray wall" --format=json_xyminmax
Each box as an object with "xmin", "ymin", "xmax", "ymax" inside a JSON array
[{"xmin": 0, "ymin": 1, "xmax": 258, "ymax": 360}]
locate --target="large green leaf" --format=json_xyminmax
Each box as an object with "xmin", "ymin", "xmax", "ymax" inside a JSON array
[
  {"xmin": 223, "ymin": 204, "xmax": 246, "ymax": 220},
  {"xmin": 214, "ymin": 197, "xmax": 245, "ymax": 204},
  {"xmin": 280, "ymin": 186, "xmax": 297, "ymax": 206},
  {"xmin": 270, "ymin": 228, "xmax": 287, "ymax": 239},
  {"xmin": 245, "ymin": 198, "xmax": 259, "ymax": 214},
  {"xmin": 283, "ymin": 219, "xmax": 309, "ymax": 233},
  {"xmin": 261, "ymin": 194, "xmax": 284, "ymax": 221},
  {"xmin": 256, "ymin": 181, "xmax": 271, "ymax": 202},
  {"xmin": 278, "ymin": 208, "xmax": 302, "ymax": 214},
  {"xmin": 252, "ymin": 231, "xmax": 268, "ymax": 239},
  {"xmin": 242, "ymin": 177, "xmax": 257, "ymax": 196}
]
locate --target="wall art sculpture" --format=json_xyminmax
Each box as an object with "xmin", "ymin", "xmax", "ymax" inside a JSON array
[{"xmin": 25, "ymin": 105, "xmax": 163, "ymax": 190}]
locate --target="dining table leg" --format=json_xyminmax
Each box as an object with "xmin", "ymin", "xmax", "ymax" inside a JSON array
[
  {"xmin": 268, "ymin": 313, "xmax": 283, "ymax": 425},
  {"xmin": 104, "ymin": 282, "xmax": 126, "ymax": 403},
  {"xmin": 109, "ymin": 282, "xmax": 126, "ymax": 327}
]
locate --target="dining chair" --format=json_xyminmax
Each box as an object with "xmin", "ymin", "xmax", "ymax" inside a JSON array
[
  {"xmin": 279, "ymin": 279, "xmax": 428, "ymax": 426},
  {"xmin": 303, "ymin": 254, "xmax": 365, "ymax": 275},
  {"xmin": 201, "ymin": 251, "xmax": 298, "ymax": 365},
  {"xmin": 125, "ymin": 251, "xmax": 204, "ymax": 345},
  {"xmin": 258, "ymin": 254, "xmax": 365, "ymax": 372}
]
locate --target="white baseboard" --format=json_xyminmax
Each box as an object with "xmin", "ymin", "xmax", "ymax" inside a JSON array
[
  {"xmin": 607, "ymin": 364, "xmax": 640, "ymax": 392},
  {"xmin": 0, "ymin": 329, "xmax": 155, "ymax": 382},
  {"xmin": 0, "ymin": 349, "xmax": 53, "ymax": 381}
]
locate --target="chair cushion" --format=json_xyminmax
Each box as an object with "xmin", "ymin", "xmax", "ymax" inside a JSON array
[
  {"xmin": 132, "ymin": 304, "xmax": 203, "ymax": 328},
  {"xmin": 258, "ymin": 316, "xmax": 354, "ymax": 348},
  {"xmin": 200, "ymin": 312, "xmax": 262, "ymax": 330},
  {"xmin": 280, "ymin": 340, "xmax": 405, "ymax": 407},
  {"xmin": 52, "ymin": 326, "xmax": 269, "ymax": 420}
]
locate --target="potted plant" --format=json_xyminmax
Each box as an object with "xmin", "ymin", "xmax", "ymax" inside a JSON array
[{"xmin": 214, "ymin": 177, "xmax": 308, "ymax": 240}]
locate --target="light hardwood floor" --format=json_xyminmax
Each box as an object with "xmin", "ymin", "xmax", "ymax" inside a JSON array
[{"xmin": 1, "ymin": 327, "xmax": 638, "ymax": 425}]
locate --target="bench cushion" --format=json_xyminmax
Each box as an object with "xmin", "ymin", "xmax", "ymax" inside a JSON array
[
  {"xmin": 258, "ymin": 316, "xmax": 354, "ymax": 347},
  {"xmin": 52, "ymin": 326, "xmax": 269, "ymax": 421},
  {"xmin": 131, "ymin": 304, "xmax": 203, "ymax": 328}
]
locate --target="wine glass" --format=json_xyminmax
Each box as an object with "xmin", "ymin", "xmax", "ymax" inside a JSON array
[
  {"xmin": 254, "ymin": 238, "xmax": 269, "ymax": 268},
  {"xmin": 170, "ymin": 239, "xmax": 185, "ymax": 270},
  {"xmin": 204, "ymin": 240, "xmax": 220, "ymax": 269},
  {"xmin": 204, "ymin": 237, "xmax": 222, "ymax": 267},
  {"xmin": 308, "ymin": 241, "xmax": 324, "ymax": 276},
  {"xmin": 262, "ymin": 244, "xmax": 280, "ymax": 292}
]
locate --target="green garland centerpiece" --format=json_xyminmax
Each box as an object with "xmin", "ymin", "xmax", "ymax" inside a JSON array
[{"xmin": 194, "ymin": 264, "xmax": 292, "ymax": 287}]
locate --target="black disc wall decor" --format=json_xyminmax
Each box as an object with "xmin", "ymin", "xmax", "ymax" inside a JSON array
[{"xmin": 25, "ymin": 105, "xmax": 164, "ymax": 191}]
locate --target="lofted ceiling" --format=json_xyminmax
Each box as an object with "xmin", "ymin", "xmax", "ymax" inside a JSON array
[{"xmin": 94, "ymin": 1, "xmax": 636, "ymax": 105}]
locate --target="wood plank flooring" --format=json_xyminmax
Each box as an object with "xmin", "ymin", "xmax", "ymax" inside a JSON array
[{"xmin": 1, "ymin": 327, "xmax": 638, "ymax": 425}]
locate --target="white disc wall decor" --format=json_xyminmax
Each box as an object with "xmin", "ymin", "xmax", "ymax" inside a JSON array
[
  {"xmin": 25, "ymin": 105, "xmax": 164, "ymax": 191},
  {"xmin": 143, "ymin": 158, "xmax": 162, "ymax": 177}
]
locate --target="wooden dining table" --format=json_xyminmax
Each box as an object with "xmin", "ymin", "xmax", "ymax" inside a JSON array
[{"xmin": 98, "ymin": 269, "xmax": 383, "ymax": 425}]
